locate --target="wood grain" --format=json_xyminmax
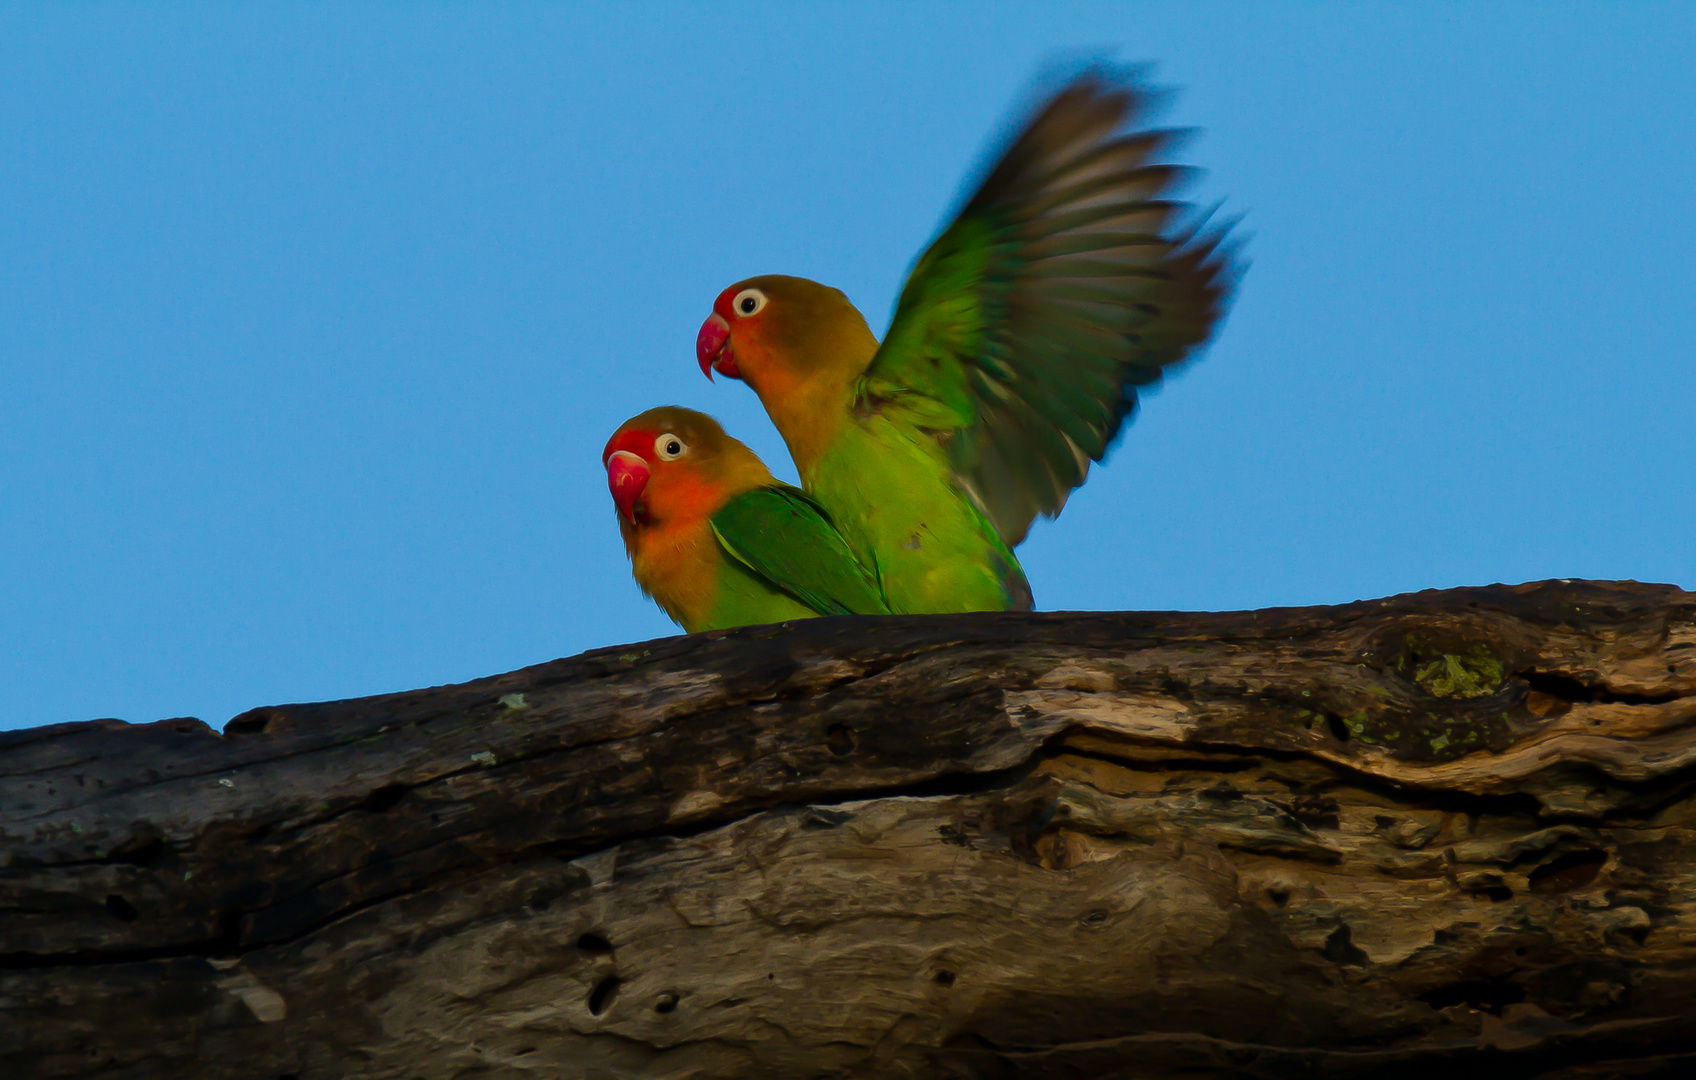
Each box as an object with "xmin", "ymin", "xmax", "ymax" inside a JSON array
[{"xmin": 3, "ymin": 580, "xmax": 1694, "ymax": 1078}]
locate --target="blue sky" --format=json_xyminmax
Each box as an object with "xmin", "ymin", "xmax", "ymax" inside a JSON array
[{"xmin": 2, "ymin": 3, "xmax": 1691, "ymax": 731}]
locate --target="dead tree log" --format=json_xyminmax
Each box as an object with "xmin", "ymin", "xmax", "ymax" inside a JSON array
[{"xmin": 3, "ymin": 580, "xmax": 1696, "ymax": 1079}]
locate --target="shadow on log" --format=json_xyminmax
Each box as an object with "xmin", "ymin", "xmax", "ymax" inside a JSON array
[{"xmin": 4, "ymin": 580, "xmax": 1696, "ymax": 1079}]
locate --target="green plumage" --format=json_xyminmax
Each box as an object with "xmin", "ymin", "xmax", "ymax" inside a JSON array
[
  {"xmin": 863, "ymin": 70, "xmax": 1239, "ymax": 549},
  {"xmin": 709, "ymin": 485, "xmax": 889, "ymax": 620},
  {"xmin": 609, "ymin": 405, "xmax": 888, "ymax": 634},
  {"xmin": 795, "ymin": 69, "xmax": 1241, "ymax": 614}
]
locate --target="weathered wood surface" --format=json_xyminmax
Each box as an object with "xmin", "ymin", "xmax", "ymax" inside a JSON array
[{"xmin": 4, "ymin": 579, "xmax": 1696, "ymax": 1079}]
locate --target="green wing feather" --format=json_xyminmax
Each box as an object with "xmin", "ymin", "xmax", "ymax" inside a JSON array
[
  {"xmin": 710, "ymin": 485, "xmax": 890, "ymax": 616},
  {"xmin": 858, "ymin": 67, "xmax": 1245, "ymax": 546}
]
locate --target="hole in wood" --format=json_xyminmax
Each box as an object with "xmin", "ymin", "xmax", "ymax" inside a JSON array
[
  {"xmin": 212, "ymin": 909, "xmax": 243, "ymax": 956},
  {"xmin": 1528, "ymin": 849, "xmax": 1607, "ymax": 894},
  {"xmin": 1522, "ymin": 689, "xmax": 1570, "ymax": 719},
  {"xmin": 825, "ymin": 724, "xmax": 856, "ymax": 756},
  {"xmin": 576, "ymin": 931, "xmax": 613, "ymax": 953},
  {"xmin": 107, "ymin": 834, "xmax": 166, "ymax": 867},
  {"xmin": 359, "ymin": 784, "xmax": 409, "ymax": 814},
  {"xmin": 1323, "ymin": 923, "xmax": 1368, "ymax": 966},
  {"xmin": 1325, "ymin": 714, "xmax": 1350, "ymax": 743},
  {"xmin": 1289, "ymin": 794, "xmax": 1341, "ymax": 830},
  {"xmin": 655, "ymin": 991, "xmax": 679, "ymax": 1014},
  {"xmin": 588, "ymin": 976, "xmax": 620, "ymax": 1016},
  {"xmin": 934, "ymin": 970, "xmax": 956, "ymax": 986},
  {"xmin": 1418, "ymin": 978, "xmax": 1526, "ymax": 1015},
  {"xmin": 1519, "ymin": 670, "xmax": 1679, "ymax": 706},
  {"xmin": 104, "ymin": 894, "xmax": 138, "ymax": 922}
]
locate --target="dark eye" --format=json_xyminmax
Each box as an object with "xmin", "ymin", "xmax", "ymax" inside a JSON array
[
  {"xmin": 654, "ymin": 433, "xmax": 687, "ymax": 461},
  {"xmin": 732, "ymin": 288, "xmax": 767, "ymax": 317}
]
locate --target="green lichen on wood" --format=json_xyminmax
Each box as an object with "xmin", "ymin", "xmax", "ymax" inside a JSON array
[
  {"xmin": 1340, "ymin": 710, "xmax": 1375, "ymax": 744},
  {"xmin": 1323, "ymin": 704, "xmax": 1511, "ymax": 764},
  {"xmin": 1251, "ymin": 628, "xmax": 1528, "ymax": 764},
  {"xmin": 1401, "ymin": 635, "xmax": 1504, "ymax": 699},
  {"xmin": 1288, "ymin": 631, "xmax": 1522, "ymax": 763}
]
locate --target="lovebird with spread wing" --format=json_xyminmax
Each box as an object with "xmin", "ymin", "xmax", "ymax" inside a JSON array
[
  {"xmin": 696, "ymin": 68, "xmax": 1242, "ymax": 613},
  {"xmin": 604, "ymin": 406, "xmax": 889, "ymax": 632}
]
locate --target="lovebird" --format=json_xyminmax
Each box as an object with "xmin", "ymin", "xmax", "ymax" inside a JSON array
[
  {"xmin": 695, "ymin": 68, "xmax": 1241, "ymax": 613},
  {"xmin": 604, "ymin": 406, "xmax": 889, "ymax": 632}
]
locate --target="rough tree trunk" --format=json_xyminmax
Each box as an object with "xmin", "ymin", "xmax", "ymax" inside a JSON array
[{"xmin": 3, "ymin": 580, "xmax": 1695, "ymax": 1079}]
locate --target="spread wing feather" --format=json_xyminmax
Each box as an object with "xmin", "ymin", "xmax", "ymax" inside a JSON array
[{"xmin": 858, "ymin": 68, "xmax": 1245, "ymax": 546}]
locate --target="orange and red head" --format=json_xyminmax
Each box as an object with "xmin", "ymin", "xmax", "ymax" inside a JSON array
[
  {"xmin": 601, "ymin": 407, "xmax": 774, "ymax": 548},
  {"xmin": 694, "ymin": 275, "xmax": 882, "ymax": 474}
]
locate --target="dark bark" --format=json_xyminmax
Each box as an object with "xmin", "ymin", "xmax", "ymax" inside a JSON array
[{"xmin": 3, "ymin": 579, "xmax": 1695, "ymax": 1079}]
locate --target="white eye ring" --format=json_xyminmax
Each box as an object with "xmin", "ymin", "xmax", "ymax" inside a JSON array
[
  {"xmin": 731, "ymin": 288, "xmax": 767, "ymax": 317},
  {"xmin": 654, "ymin": 433, "xmax": 687, "ymax": 461}
]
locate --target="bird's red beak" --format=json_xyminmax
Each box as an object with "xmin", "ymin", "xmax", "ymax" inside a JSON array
[
  {"xmin": 696, "ymin": 312, "xmax": 740, "ymax": 380},
  {"xmin": 605, "ymin": 450, "xmax": 650, "ymax": 523}
]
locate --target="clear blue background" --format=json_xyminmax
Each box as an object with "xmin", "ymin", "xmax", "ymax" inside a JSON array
[{"xmin": 3, "ymin": 3, "xmax": 1692, "ymax": 731}]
